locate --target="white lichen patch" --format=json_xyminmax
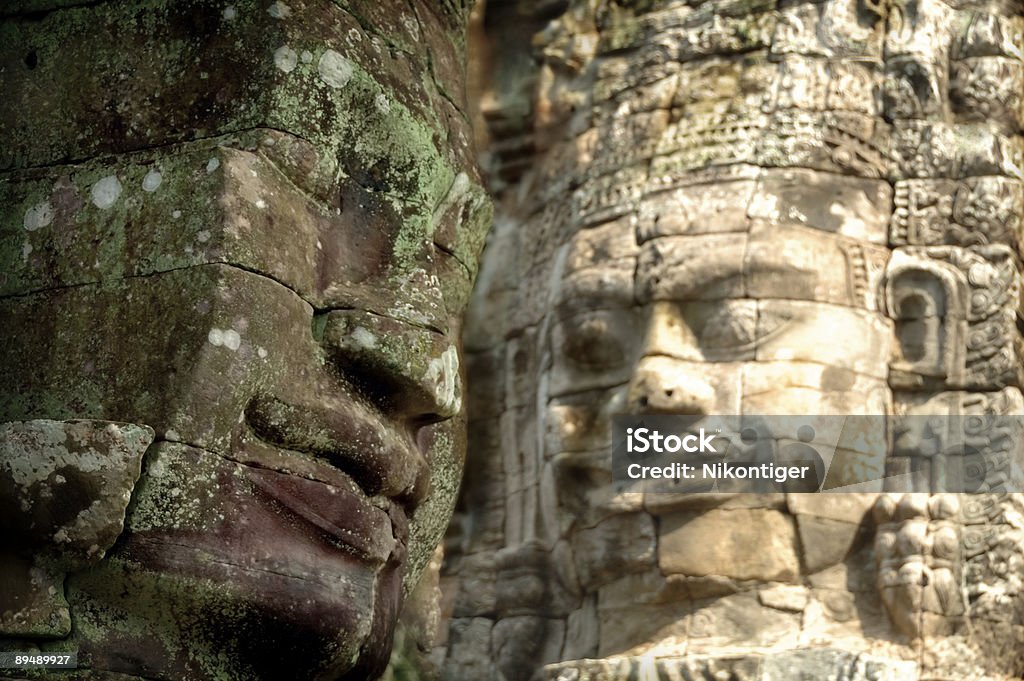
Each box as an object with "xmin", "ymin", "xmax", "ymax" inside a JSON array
[
  {"xmin": 430, "ymin": 172, "xmax": 472, "ymax": 237},
  {"xmin": 22, "ymin": 242, "xmax": 33, "ymax": 262},
  {"xmin": 255, "ymin": 198, "xmax": 267, "ymax": 209},
  {"xmin": 206, "ymin": 157, "xmax": 221, "ymax": 174},
  {"xmin": 301, "ymin": 50, "xmax": 313, "ymax": 64},
  {"xmin": 208, "ymin": 328, "xmax": 242, "ymax": 351},
  {"xmin": 23, "ymin": 200, "xmax": 54, "ymax": 231},
  {"xmin": 147, "ymin": 450, "xmax": 169, "ymax": 477},
  {"xmin": 196, "ymin": 230, "xmax": 211, "ymax": 243},
  {"xmin": 426, "ymin": 346, "xmax": 461, "ymax": 414},
  {"xmin": 0, "ymin": 420, "xmax": 152, "ymax": 553},
  {"xmin": 267, "ymin": 1, "xmax": 291, "ymax": 18},
  {"xmin": 90, "ymin": 175, "xmax": 123, "ymax": 210},
  {"xmin": 172, "ymin": 210, "xmax": 183, "ymax": 219},
  {"xmin": 142, "ymin": 169, "xmax": 163, "ymax": 192},
  {"xmin": 348, "ymin": 326, "xmax": 378, "ymax": 349},
  {"xmin": 257, "ymin": 346, "xmax": 268, "ymax": 359},
  {"xmin": 402, "ymin": 15, "xmax": 420, "ymax": 40},
  {"xmin": 318, "ymin": 50, "xmax": 354, "ymax": 89},
  {"xmin": 222, "ymin": 5, "xmax": 238, "ymax": 20},
  {"xmin": 374, "ymin": 93, "xmax": 391, "ymax": 114},
  {"xmin": 274, "ymin": 45, "xmax": 298, "ymax": 73}
]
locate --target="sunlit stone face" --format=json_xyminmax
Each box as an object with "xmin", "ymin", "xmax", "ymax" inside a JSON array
[
  {"xmin": 447, "ymin": 0, "xmax": 1024, "ymax": 679},
  {"xmin": 0, "ymin": 2, "xmax": 489, "ymax": 679},
  {"xmin": 538, "ymin": 168, "xmax": 897, "ymax": 657}
]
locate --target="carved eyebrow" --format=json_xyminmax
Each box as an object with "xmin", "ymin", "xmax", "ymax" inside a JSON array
[{"xmin": 554, "ymin": 264, "xmax": 638, "ymax": 315}]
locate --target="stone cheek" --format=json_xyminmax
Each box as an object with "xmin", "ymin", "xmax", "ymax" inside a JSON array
[
  {"xmin": 658, "ymin": 509, "xmax": 800, "ymax": 583},
  {"xmin": 0, "ymin": 420, "xmax": 153, "ymax": 638}
]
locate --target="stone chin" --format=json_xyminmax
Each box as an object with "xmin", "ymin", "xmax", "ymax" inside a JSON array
[
  {"xmin": 65, "ymin": 442, "xmax": 412, "ymax": 681},
  {"xmin": 72, "ymin": 554, "xmax": 402, "ymax": 681}
]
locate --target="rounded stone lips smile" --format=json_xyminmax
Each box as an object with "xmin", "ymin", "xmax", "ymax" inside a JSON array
[{"xmin": 244, "ymin": 459, "xmax": 404, "ymax": 566}]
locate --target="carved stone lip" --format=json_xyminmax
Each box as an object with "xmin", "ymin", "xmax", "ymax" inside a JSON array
[
  {"xmin": 241, "ymin": 392, "xmax": 426, "ymax": 505},
  {"xmin": 243, "ymin": 464, "xmax": 399, "ymax": 566}
]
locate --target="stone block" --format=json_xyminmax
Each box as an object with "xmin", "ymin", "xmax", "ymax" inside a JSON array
[
  {"xmin": 636, "ymin": 234, "xmax": 747, "ymax": 303},
  {"xmin": 442, "ymin": 618, "xmax": 498, "ymax": 681},
  {"xmin": 636, "ymin": 177, "xmax": 755, "ymax": 241},
  {"xmin": 741, "ymin": 362, "xmax": 891, "ymax": 416},
  {"xmin": 597, "ymin": 600, "xmax": 690, "ymax": 658},
  {"xmin": 564, "ymin": 217, "xmax": 639, "ymax": 273},
  {"xmin": 950, "ymin": 57, "xmax": 1024, "ymax": 131},
  {"xmin": 571, "ymin": 513, "xmax": 656, "ymax": 591},
  {"xmin": 747, "ymin": 168, "xmax": 891, "ymax": 244},
  {"xmin": 773, "ymin": 0, "xmax": 885, "ymax": 60},
  {"xmin": 688, "ymin": 591, "xmax": 801, "ymax": 652},
  {"xmin": 745, "ymin": 221, "xmax": 889, "ymax": 311},
  {"xmin": 659, "ymin": 509, "xmax": 800, "ymax": 581},
  {"xmin": 563, "ymin": 595, "xmax": 599, "ymax": 661},
  {"xmin": 492, "ymin": 616, "xmax": 562, "ymax": 681},
  {"xmin": 891, "ymin": 177, "xmax": 1024, "ymax": 251},
  {"xmin": 754, "ymin": 299, "xmax": 892, "ymax": 379},
  {"xmin": 890, "ymin": 121, "xmax": 1024, "ymax": 180},
  {"xmin": 758, "ymin": 584, "xmax": 810, "ymax": 612},
  {"xmin": 796, "ymin": 515, "xmax": 863, "ymax": 573},
  {"xmin": 786, "ymin": 494, "xmax": 877, "ymax": 524}
]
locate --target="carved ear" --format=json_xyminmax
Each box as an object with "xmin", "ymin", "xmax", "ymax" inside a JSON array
[{"xmin": 0, "ymin": 419, "xmax": 154, "ymax": 638}]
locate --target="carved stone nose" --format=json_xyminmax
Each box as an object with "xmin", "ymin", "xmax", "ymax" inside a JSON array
[
  {"xmin": 627, "ymin": 356, "xmax": 715, "ymax": 415},
  {"xmin": 316, "ymin": 309, "xmax": 462, "ymax": 424}
]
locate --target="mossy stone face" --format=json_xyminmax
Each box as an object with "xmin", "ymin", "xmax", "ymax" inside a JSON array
[{"xmin": 1, "ymin": 0, "xmax": 490, "ymax": 678}]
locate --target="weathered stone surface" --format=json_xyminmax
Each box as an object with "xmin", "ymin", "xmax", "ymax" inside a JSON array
[
  {"xmin": 0, "ymin": 420, "xmax": 153, "ymax": 638},
  {"xmin": 442, "ymin": 0, "xmax": 1024, "ymax": 678},
  {"xmin": 659, "ymin": 509, "xmax": 800, "ymax": 582},
  {"xmin": 1, "ymin": 0, "xmax": 491, "ymax": 678},
  {"xmin": 754, "ymin": 300, "xmax": 891, "ymax": 379},
  {"xmin": 1, "ymin": 420, "xmax": 153, "ymax": 565},
  {"xmin": 741, "ymin": 362, "xmax": 890, "ymax": 416},
  {"xmin": 747, "ymin": 169, "xmax": 891, "ymax": 244},
  {"xmin": 628, "ymin": 356, "xmax": 743, "ymax": 415},
  {"xmin": 571, "ymin": 513, "xmax": 656, "ymax": 591},
  {"xmin": 688, "ymin": 591, "xmax": 802, "ymax": 652},
  {"xmin": 443, "ymin": 618, "xmax": 498, "ymax": 681},
  {"xmin": 758, "ymin": 584, "xmax": 809, "ymax": 612},
  {"xmin": 797, "ymin": 515, "xmax": 864, "ymax": 574},
  {"xmin": 886, "ymin": 245, "xmax": 1023, "ymax": 391}
]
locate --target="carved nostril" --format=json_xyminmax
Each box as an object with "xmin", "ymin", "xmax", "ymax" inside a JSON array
[
  {"xmin": 628, "ymin": 357, "xmax": 715, "ymax": 416},
  {"xmin": 317, "ymin": 309, "xmax": 461, "ymax": 423}
]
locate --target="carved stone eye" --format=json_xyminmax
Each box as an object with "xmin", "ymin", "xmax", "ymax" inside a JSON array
[
  {"xmin": 698, "ymin": 306, "xmax": 759, "ymax": 350},
  {"xmin": 563, "ymin": 316, "xmax": 626, "ymax": 368}
]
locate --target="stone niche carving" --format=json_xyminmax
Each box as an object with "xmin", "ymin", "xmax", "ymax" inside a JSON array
[
  {"xmin": 891, "ymin": 177, "xmax": 1024, "ymax": 249},
  {"xmin": 889, "ymin": 388, "xmax": 1024, "ymax": 494},
  {"xmin": 886, "ymin": 246, "xmax": 1022, "ymax": 391}
]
